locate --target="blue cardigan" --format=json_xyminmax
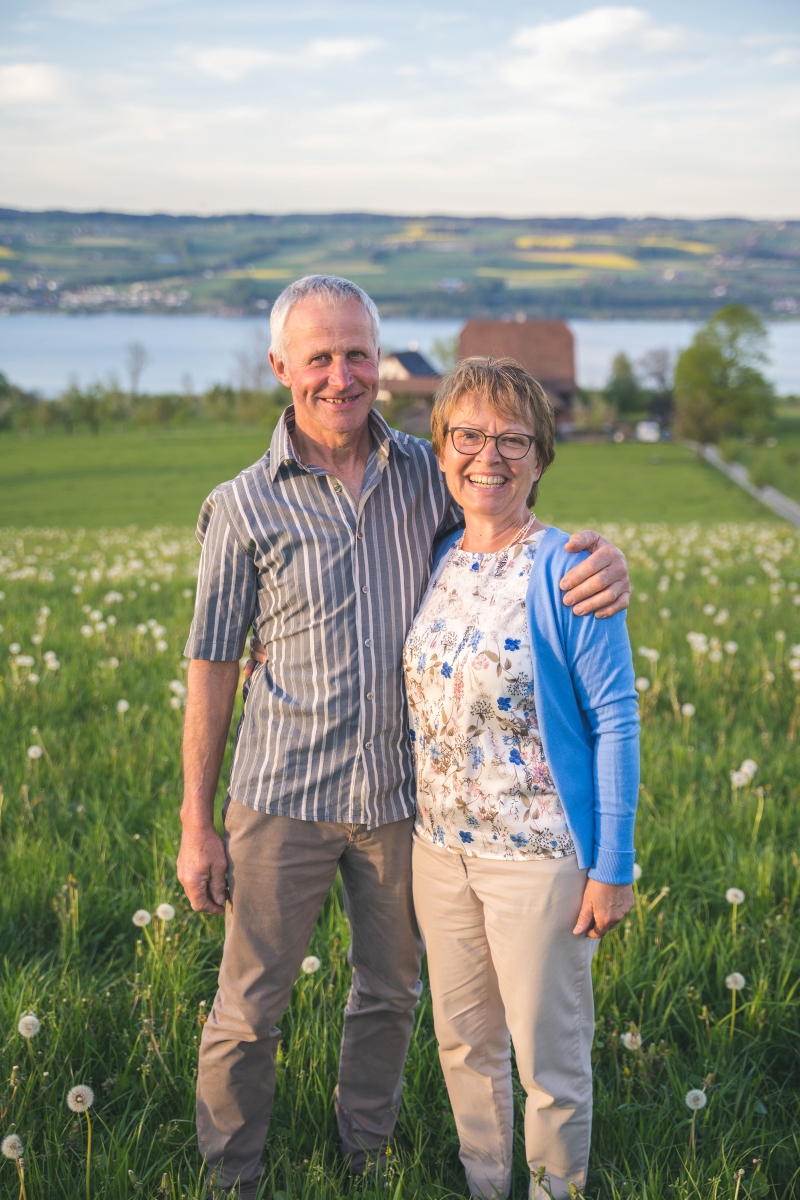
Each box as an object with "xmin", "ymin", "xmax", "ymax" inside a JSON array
[{"xmin": 431, "ymin": 526, "xmax": 640, "ymax": 885}]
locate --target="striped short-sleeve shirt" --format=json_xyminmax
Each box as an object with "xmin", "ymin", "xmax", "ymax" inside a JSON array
[{"xmin": 185, "ymin": 406, "xmax": 460, "ymax": 827}]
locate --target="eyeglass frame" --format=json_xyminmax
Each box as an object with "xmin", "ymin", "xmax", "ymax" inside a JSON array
[{"xmin": 446, "ymin": 426, "xmax": 537, "ymax": 461}]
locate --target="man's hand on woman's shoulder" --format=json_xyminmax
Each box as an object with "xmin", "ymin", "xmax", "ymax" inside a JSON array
[{"xmin": 560, "ymin": 530, "xmax": 631, "ymax": 618}]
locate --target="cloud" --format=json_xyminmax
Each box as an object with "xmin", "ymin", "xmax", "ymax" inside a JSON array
[
  {"xmin": 502, "ymin": 6, "xmax": 698, "ymax": 106},
  {"xmin": 0, "ymin": 62, "xmax": 66, "ymax": 102},
  {"xmin": 190, "ymin": 36, "xmax": 383, "ymax": 82}
]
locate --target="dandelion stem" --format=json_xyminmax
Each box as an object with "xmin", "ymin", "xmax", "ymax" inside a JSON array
[
  {"xmin": 733, "ymin": 1169, "xmax": 745, "ymax": 1200},
  {"xmin": 85, "ymin": 1110, "xmax": 92, "ymax": 1200},
  {"xmin": 729, "ymin": 989, "xmax": 737, "ymax": 1043},
  {"xmin": 689, "ymin": 1110, "xmax": 697, "ymax": 1154},
  {"xmin": 17, "ymin": 1159, "xmax": 27, "ymax": 1200},
  {"xmin": 731, "ymin": 901, "xmax": 738, "ymax": 940}
]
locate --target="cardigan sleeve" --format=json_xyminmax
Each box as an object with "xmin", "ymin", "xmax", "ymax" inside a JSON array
[{"xmin": 557, "ymin": 549, "xmax": 640, "ymax": 884}]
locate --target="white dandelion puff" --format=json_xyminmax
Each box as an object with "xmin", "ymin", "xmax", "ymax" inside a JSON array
[
  {"xmin": 155, "ymin": 640, "xmax": 168, "ymax": 652},
  {"xmin": 702, "ymin": 604, "xmax": 716, "ymax": 616},
  {"xmin": 726, "ymin": 888, "xmax": 745, "ymax": 905},
  {"xmin": 740, "ymin": 760, "xmax": 758, "ymax": 781},
  {"xmin": 66, "ymin": 1084, "xmax": 94, "ymax": 1112},
  {"xmin": 635, "ymin": 677, "xmax": 650, "ymax": 693},
  {"xmin": 17, "ymin": 1013, "xmax": 41, "ymax": 1038},
  {"xmin": 621, "ymin": 1031, "xmax": 642, "ymax": 1051},
  {"xmin": 681, "ymin": 703, "xmax": 696, "ymax": 717},
  {"xmin": 27, "ymin": 745, "xmax": 43, "ymax": 760},
  {"xmin": 632, "ymin": 863, "xmax": 642, "ymax": 881},
  {"xmin": 132, "ymin": 909, "xmax": 151, "ymax": 927},
  {"xmin": 9, "ymin": 643, "xmax": 21, "ymax": 654},
  {"xmin": 685, "ymin": 1089, "xmax": 707, "ymax": 1111},
  {"xmin": 724, "ymin": 641, "xmax": 738, "ymax": 654},
  {"xmin": 116, "ymin": 699, "xmax": 130, "ymax": 714},
  {"xmin": 80, "ymin": 625, "xmax": 94, "ymax": 637},
  {"xmin": 301, "ymin": 955, "xmax": 321, "ymax": 974},
  {"xmin": 730, "ymin": 770, "xmax": 748, "ymax": 789},
  {"xmin": 1, "ymin": 1134, "xmax": 24, "ymax": 1159},
  {"xmin": 155, "ymin": 903, "xmax": 175, "ymax": 921},
  {"xmin": 169, "ymin": 696, "xmax": 183, "ymax": 709},
  {"xmin": 726, "ymin": 972, "xmax": 746, "ymax": 991}
]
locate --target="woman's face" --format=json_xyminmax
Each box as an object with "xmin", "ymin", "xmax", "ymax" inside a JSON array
[{"xmin": 437, "ymin": 392, "xmax": 542, "ymax": 521}]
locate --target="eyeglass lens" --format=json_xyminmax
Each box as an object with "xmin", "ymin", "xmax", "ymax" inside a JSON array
[{"xmin": 450, "ymin": 428, "xmax": 533, "ymax": 459}]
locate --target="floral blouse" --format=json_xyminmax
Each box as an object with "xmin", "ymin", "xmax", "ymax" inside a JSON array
[{"xmin": 404, "ymin": 528, "xmax": 576, "ymax": 861}]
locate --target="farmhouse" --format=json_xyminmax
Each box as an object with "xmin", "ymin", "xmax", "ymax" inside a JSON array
[
  {"xmin": 377, "ymin": 348, "xmax": 441, "ymax": 402},
  {"xmin": 458, "ymin": 319, "xmax": 577, "ymax": 420}
]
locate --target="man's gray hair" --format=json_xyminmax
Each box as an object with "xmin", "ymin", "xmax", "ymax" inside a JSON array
[{"xmin": 269, "ymin": 274, "xmax": 381, "ymax": 359}]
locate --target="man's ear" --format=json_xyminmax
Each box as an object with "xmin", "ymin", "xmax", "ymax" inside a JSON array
[{"xmin": 268, "ymin": 349, "xmax": 291, "ymax": 388}]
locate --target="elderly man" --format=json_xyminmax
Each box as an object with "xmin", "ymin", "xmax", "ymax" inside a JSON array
[{"xmin": 177, "ymin": 274, "xmax": 631, "ymax": 1197}]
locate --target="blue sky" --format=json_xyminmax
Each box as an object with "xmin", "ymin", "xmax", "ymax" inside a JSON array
[{"xmin": 1, "ymin": 0, "xmax": 798, "ymax": 217}]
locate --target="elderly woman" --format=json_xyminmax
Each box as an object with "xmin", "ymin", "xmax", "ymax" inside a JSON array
[{"xmin": 404, "ymin": 357, "xmax": 639, "ymax": 1200}]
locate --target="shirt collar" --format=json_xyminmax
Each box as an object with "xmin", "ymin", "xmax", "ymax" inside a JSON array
[{"xmin": 269, "ymin": 404, "xmax": 410, "ymax": 482}]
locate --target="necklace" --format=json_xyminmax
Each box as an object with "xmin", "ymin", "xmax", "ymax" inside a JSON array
[{"xmin": 461, "ymin": 513, "xmax": 536, "ymax": 555}]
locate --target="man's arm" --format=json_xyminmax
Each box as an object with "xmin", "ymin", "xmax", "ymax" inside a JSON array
[
  {"xmin": 177, "ymin": 659, "xmax": 241, "ymax": 914},
  {"xmin": 560, "ymin": 530, "xmax": 631, "ymax": 618}
]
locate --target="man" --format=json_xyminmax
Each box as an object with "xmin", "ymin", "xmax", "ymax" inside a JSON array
[{"xmin": 177, "ymin": 274, "xmax": 631, "ymax": 1197}]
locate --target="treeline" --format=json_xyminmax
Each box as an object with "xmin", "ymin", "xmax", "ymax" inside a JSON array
[{"xmin": 0, "ymin": 376, "xmax": 292, "ymax": 436}]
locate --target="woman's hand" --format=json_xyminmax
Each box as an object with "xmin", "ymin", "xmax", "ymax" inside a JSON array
[
  {"xmin": 243, "ymin": 635, "xmax": 268, "ymax": 680},
  {"xmin": 573, "ymin": 879, "xmax": 634, "ymax": 939}
]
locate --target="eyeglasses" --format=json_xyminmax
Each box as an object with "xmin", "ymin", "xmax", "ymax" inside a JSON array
[{"xmin": 448, "ymin": 427, "xmax": 535, "ymax": 461}]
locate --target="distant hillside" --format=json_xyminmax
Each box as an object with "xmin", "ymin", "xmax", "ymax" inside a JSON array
[{"xmin": 1, "ymin": 209, "xmax": 798, "ymax": 319}]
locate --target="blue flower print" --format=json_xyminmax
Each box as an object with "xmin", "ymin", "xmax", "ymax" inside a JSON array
[
  {"xmin": 470, "ymin": 631, "xmax": 482, "ymax": 652},
  {"xmin": 497, "ymin": 697, "xmax": 512, "ymax": 712},
  {"xmin": 471, "ymin": 561, "xmax": 480, "ymax": 572},
  {"xmin": 459, "ymin": 830, "xmax": 474, "ymax": 844},
  {"xmin": 431, "ymin": 619, "xmax": 445, "ymax": 632},
  {"xmin": 504, "ymin": 638, "xmax": 521, "ymax": 651},
  {"xmin": 509, "ymin": 747, "xmax": 524, "ymax": 766},
  {"xmin": 510, "ymin": 833, "xmax": 528, "ymax": 847},
  {"xmin": 409, "ymin": 728, "xmax": 416, "ymax": 742},
  {"xmin": 469, "ymin": 745, "xmax": 485, "ymax": 769},
  {"xmin": 417, "ymin": 653, "xmax": 427, "ymax": 672},
  {"xmin": 441, "ymin": 662, "xmax": 452, "ymax": 678}
]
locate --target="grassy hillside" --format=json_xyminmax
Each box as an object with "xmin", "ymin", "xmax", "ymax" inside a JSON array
[{"xmin": 0, "ymin": 426, "xmax": 768, "ymax": 529}]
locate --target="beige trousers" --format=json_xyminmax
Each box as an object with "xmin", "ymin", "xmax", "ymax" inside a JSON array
[
  {"xmin": 196, "ymin": 802, "xmax": 423, "ymax": 1192},
  {"xmin": 412, "ymin": 835, "xmax": 597, "ymax": 1200}
]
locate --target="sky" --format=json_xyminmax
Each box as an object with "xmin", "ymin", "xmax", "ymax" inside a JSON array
[{"xmin": 1, "ymin": 0, "xmax": 799, "ymax": 219}]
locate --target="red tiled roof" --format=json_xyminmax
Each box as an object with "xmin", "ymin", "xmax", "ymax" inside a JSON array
[{"xmin": 458, "ymin": 320, "xmax": 575, "ymax": 389}]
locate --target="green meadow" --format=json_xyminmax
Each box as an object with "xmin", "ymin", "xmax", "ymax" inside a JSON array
[
  {"xmin": 0, "ymin": 430, "xmax": 798, "ymax": 1199},
  {"xmin": 0, "ymin": 427, "xmax": 766, "ymax": 529}
]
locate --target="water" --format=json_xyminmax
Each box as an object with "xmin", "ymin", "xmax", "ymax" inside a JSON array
[{"xmin": 1, "ymin": 312, "xmax": 798, "ymax": 396}]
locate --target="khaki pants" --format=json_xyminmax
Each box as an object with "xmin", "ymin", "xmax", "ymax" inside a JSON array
[
  {"xmin": 197, "ymin": 803, "xmax": 423, "ymax": 1191},
  {"xmin": 412, "ymin": 836, "xmax": 597, "ymax": 1200}
]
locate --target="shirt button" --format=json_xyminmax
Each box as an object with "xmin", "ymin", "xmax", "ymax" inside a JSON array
[
  {"xmin": 366, "ymin": 691, "xmax": 374, "ymax": 700},
  {"xmin": 361, "ymin": 585, "xmax": 368, "ymax": 593},
  {"xmin": 332, "ymin": 483, "xmax": 341, "ymax": 492},
  {"xmin": 357, "ymin": 531, "xmax": 364, "ymax": 539},
  {"xmin": 364, "ymin": 740, "xmax": 373, "ymax": 750},
  {"xmin": 364, "ymin": 638, "xmax": 371, "ymax": 647}
]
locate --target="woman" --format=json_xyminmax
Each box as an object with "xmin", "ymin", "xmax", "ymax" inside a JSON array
[{"xmin": 405, "ymin": 357, "xmax": 639, "ymax": 1200}]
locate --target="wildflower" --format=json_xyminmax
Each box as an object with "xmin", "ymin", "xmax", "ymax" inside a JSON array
[
  {"xmin": 730, "ymin": 770, "xmax": 748, "ymax": 789},
  {"xmin": 740, "ymin": 760, "xmax": 758, "ymax": 780},
  {"xmin": 632, "ymin": 863, "xmax": 642, "ymax": 881},
  {"xmin": 169, "ymin": 680, "xmax": 187, "ymax": 697},
  {"xmin": 685, "ymin": 1089, "xmax": 707, "ymax": 1111},
  {"xmin": 90, "ymin": 610, "xmax": 102, "ymax": 622},
  {"xmin": 135, "ymin": 624, "xmax": 148, "ymax": 635},
  {"xmin": 713, "ymin": 608, "xmax": 729, "ymax": 625},
  {"xmin": 67, "ymin": 1084, "xmax": 94, "ymax": 1112},
  {"xmin": 726, "ymin": 972, "xmax": 745, "ymax": 991},
  {"xmin": 621, "ymin": 1031, "xmax": 642, "ymax": 1051},
  {"xmin": 15, "ymin": 655, "xmax": 35, "ymax": 667},
  {"xmin": 9, "ymin": 643, "xmax": 21, "ymax": 654},
  {"xmin": 637, "ymin": 593, "xmax": 649, "ymax": 602},
  {"xmin": 27, "ymin": 745, "xmax": 42, "ymax": 760},
  {"xmin": 182, "ymin": 588, "xmax": 193, "ymax": 599},
  {"xmin": 132, "ymin": 909, "xmax": 151, "ymax": 927},
  {"xmin": 1, "ymin": 1134, "xmax": 23, "ymax": 1159},
  {"xmin": 775, "ymin": 630, "xmax": 786, "ymax": 643},
  {"xmin": 301, "ymin": 956, "xmax": 321, "ymax": 974},
  {"xmin": 170, "ymin": 697, "xmax": 182, "ymax": 709},
  {"xmin": 681, "ymin": 703, "xmax": 696, "ymax": 717},
  {"xmin": 635, "ymin": 677, "xmax": 650, "ymax": 693},
  {"xmin": 17, "ymin": 1013, "xmax": 41, "ymax": 1038},
  {"xmin": 724, "ymin": 641, "xmax": 738, "ymax": 654},
  {"xmin": 156, "ymin": 640, "xmax": 168, "ymax": 652},
  {"xmin": 155, "ymin": 903, "xmax": 175, "ymax": 921},
  {"xmin": 659, "ymin": 607, "xmax": 671, "ymax": 619},
  {"xmin": 116, "ymin": 699, "xmax": 130, "ymax": 714},
  {"xmin": 702, "ymin": 604, "xmax": 716, "ymax": 616},
  {"xmin": 80, "ymin": 625, "xmax": 94, "ymax": 637},
  {"xmin": 726, "ymin": 888, "xmax": 745, "ymax": 905}
]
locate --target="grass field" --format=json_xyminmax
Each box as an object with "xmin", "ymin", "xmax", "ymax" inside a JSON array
[
  {"xmin": 0, "ymin": 427, "xmax": 768, "ymax": 528},
  {"xmin": 1, "ymin": 519, "xmax": 799, "ymax": 1199}
]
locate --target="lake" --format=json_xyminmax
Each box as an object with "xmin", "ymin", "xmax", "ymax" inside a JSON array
[{"xmin": 1, "ymin": 313, "xmax": 798, "ymax": 396}]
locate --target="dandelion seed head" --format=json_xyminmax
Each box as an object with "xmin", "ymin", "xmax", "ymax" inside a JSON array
[
  {"xmin": 775, "ymin": 630, "xmax": 786, "ymax": 643},
  {"xmin": 659, "ymin": 607, "xmax": 671, "ymax": 619},
  {"xmin": 635, "ymin": 677, "xmax": 650, "ymax": 693},
  {"xmin": 724, "ymin": 641, "xmax": 738, "ymax": 654},
  {"xmin": 132, "ymin": 909, "xmax": 151, "ymax": 927},
  {"xmin": 301, "ymin": 955, "xmax": 321, "ymax": 974},
  {"xmin": 116, "ymin": 699, "xmax": 130, "ymax": 714},
  {"xmin": 681, "ymin": 703, "xmax": 696, "ymax": 717},
  {"xmin": 726, "ymin": 888, "xmax": 745, "ymax": 905},
  {"xmin": 17, "ymin": 1013, "xmax": 41, "ymax": 1038},
  {"xmin": 726, "ymin": 972, "xmax": 746, "ymax": 991},
  {"xmin": 80, "ymin": 625, "xmax": 94, "ymax": 637},
  {"xmin": 155, "ymin": 903, "xmax": 175, "ymax": 921},
  {"xmin": 27, "ymin": 745, "xmax": 43, "ymax": 760},
  {"xmin": 740, "ymin": 759, "xmax": 758, "ymax": 780},
  {"xmin": 730, "ymin": 770, "xmax": 748, "ymax": 789},
  {"xmin": 9, "ymin": 643, "xmax": 21, "ymax": 654},
  {"xmin": 685, "ymin": 1089, "xmax": 707, "ymax": 1110},
  {"xmin": 66, "ymin": 1084, "xmax": 94, "ymax": 1112},
  {"xmin": 632, "ymin": 863, "xmax": 642, "ymax": 881},
  {"xmin": 1, "ymin": 1134, "xmax": 23, "ymax": 1160},
  {"xmin": 621, "ymin": 1031, "xmax": 642, "ymax": 1051}
]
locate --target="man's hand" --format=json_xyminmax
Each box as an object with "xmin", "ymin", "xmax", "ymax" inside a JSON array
[
  {"xmin": 561, "ymin": 530, "xmax": 631, "ymax": 618},
  {"xmin": 243, "ymin": 635, "xmax": 269, "ymax": 680},
  {"xmin": 177, "ymin": 822, "xmax": 229, "ymax": 914},
  {"xmin": 179, "ymin": 659, "xmax": 240, "ymax": 914},
  {"xmin": 573, "ymin": 879, "xmax": 634, "ymax": 939}
]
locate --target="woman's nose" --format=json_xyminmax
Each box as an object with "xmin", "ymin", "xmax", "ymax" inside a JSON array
[{"xmin": 474, "ymin": 437, "xmax": 503, "ymax": 465}]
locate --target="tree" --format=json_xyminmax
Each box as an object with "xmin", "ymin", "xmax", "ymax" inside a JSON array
[
  {"xmin": 604, "ymin": 353, "xmax": 645, "ymax": 415},
  {"xmin": 673, "ymin": 305, "xmax": 774, "ymax": 444},
  {"xmin": 638, "ymin": 348, "xmax": 674, "ymax": 424},
  {"xmin": 126, "ymin": 342, "xmax": 149, "ymax": 396}
]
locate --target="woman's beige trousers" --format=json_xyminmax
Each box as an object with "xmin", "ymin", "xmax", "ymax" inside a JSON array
[{"xmin": 412, "ymin": 836, "xmax": 597, "ymax": 1200}]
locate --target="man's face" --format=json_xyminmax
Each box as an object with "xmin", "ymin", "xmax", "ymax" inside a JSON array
[{"xmin": 269, "ymin": 297, "xmax": 380, "ymax": 441}]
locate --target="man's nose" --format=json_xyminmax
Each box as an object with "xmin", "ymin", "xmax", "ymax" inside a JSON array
[{"xmin": 327, "ymin": 354, "xmax": 354, "ymax": 391}]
